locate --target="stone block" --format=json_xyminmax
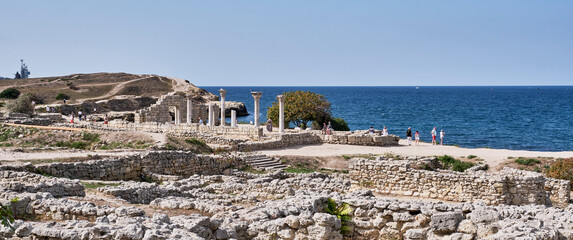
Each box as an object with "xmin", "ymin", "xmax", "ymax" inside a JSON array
[
  {"xmin": 404, "ymin": 228, "xmax": 427, "ymax": 240},
  {"xmin": 430, "ymin": 212, "xmax": 463, "ymax": 234},
  {"xmin": 469, "ymin": 209, "xmax": 500, "ymax": 224}
]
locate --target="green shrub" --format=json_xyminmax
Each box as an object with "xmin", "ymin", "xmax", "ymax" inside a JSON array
[
  {"xmin": 438, "ymin": 155, "xmax": 474, "ymax": 172},
  {"xmin": 55, "ymin": 93, "xmax": 69, "ymax": 100},
  {"xmin": 164, "ymin": 143, "xmax": 177, "ymax": 150},
  {"xmin": 515, "ymin": 158, "xmax": 541, "ymax": 166},
  {"xmin": 0, "ymin": 198, "xmax": 18, "ymax": 229},
  {"xmin": 452, "ymin": 161, "xmax": 475, "ymax": 172},
  {"xmin": 324, "ymin": 198, "xmax": 352, "ymax": 235},
  {"xmin": 437, "ymin": 155, "xmax": 456, "ymax": 169},
  {"xmin": 81, "ymin": 132, "xmax": 100, "ymax": 142},
  {"xmin": 70, "ymin": 141, "xmax": 88, "ymax": 149},
  {"xmin": 467, "ymin": 155, "xmax": 478, "ymax": 159},
  {"xmin": 239, "ymin": 165, "xmax": 266, "ymax": 174},
  {"xmin": 6, "ymin": 93, "xmax": 34, "ymax": 114},
  {"xmin": 547, "ymin": 158, "xmax": 573, "ymax": 188},
  {"xmin": 81, "ymin": 182, "xmax": 120, "ymax": 189},
  {"xmin": 330, "ymin": 117, "xmax": 350, "ymax": 131},
  {"xmin": 185, "ymin": 138, "xmax": 208, "ymax": 147},
  {"xmin": 0, "ymin": 88, "xmax": 20, "ymax": 99},
  {"xmin": 284, "ymin": 166, "xmax": 315, "ymax": 173},
  {"xmin": 185, "ymin": 138, "xmax": 213, "ymax": 153}
]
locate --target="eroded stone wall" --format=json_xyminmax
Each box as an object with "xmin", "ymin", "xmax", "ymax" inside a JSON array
[
  {"xmin": 1, "ymin": 151, "xmax": 240, "ymax": 181},
  {"xmin": 237, "ymin": 132, "xmax": 322, "ymax": 152},
  {"xmin": 349, "ymin": 158, "xmax": 570, "ymax": 207}
]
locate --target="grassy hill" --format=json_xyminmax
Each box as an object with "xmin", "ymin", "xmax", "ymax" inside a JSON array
[{"xmin": 0, "ymin": 72, "xmax": 214, "ymax": 105}]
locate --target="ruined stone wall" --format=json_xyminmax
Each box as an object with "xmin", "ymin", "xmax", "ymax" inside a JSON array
[
  {"xmin": 0, "ymin": 170, "xmax": 85, "ymax": 197},
  {"xmin": 5, "ymin": 151, "xmax": 238, "ymax": 181},
  {"xmin": 237, "ymin": 132, "xmax": 322, "ymax": 152},
  {"xmin": 319, "ymin": 133, "xmax": 400, "ymax": 146},
  {"xmin": 58, "ymin": 121, "xmax": 263, "ymax": 139},
  {"xmin": 168, "ymin": 132, "xmax": 246, "ymax": 150},
  {"xmin": 136, "ymin": 94, "xmax": 188, "ymax": 124},
  {"xmin": 135, "ymin": 94, "xmax": 221, "ymax": 125},
  {"xmin": 349, "ymin": 159, "xmax": 570, "ymax": 207}
]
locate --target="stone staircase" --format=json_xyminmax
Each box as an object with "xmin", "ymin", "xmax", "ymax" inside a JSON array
[{"xmin": 244, "ymin": 155, "xmax": 286, "ymax": 170}]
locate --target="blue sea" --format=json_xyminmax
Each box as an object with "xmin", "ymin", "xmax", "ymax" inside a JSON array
[{"xmin": 202, "ymin": 86, "xmax": 573, "ymax": 152}]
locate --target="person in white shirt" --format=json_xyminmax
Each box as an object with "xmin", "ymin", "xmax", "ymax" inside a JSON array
[
  {"xmin": 431, "ymin": 127, "xmax": 437, "ymax": 145},
  {"xmin": 440, "ymin": 129, "xmax": 445, "ymax": 145},
  {"xmin": 382, "ymin": 127, "xmax": 388, "ymax": 136}
]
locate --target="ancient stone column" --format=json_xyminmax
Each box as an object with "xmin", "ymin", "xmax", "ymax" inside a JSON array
[
  {"xmin": 186, "ymin": 98, "xmax": 192, "ymax": 124},
  {"xmin": 231, "ymin": 110, "xmax": 237, "ymax": 127},
  {"xmin": 208, "ymin": 103, "xmax": 214, "ymax": 127},
  {"xmin": 251, "ymin": 92, "xmax": 263, "ymax": 127},
  {"xmin": 219, "ymin": 89, "xmax": 227, "ymax": 126},
  {"xmin": 175, "ymin": 108, "xmax": 181, "ymax": 125},
  {"xmin": 277, "ymin": 94, "xmax": 285, "ymax": 133}
]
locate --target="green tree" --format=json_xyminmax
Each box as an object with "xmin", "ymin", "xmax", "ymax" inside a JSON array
[
  {"xmin": 329, "ymin": 117, "xmax": 350, "ymax": 131},
  {"xmin": 7, "ymin": 93, "xmax": 34, "ymax": 114},
  {"xmin": 267, "ymin": 91, "xmax": 331, "ymax": 129},
  {"xmin": 0, "ymin": 88, "xmax": 20, "ymax": 99}
]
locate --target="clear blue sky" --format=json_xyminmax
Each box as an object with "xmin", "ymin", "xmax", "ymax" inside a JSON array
[{"xmin": 1, "ymin": 1, "xmax": 572, "ymax": 86}]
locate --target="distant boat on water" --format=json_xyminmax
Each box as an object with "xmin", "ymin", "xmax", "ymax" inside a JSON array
[{"xmin": 415, "ymin": 86, "xmax": 420, "ymax": 89}]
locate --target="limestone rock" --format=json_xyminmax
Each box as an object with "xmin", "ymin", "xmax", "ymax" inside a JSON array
[{"xmin": 431, "ymin": 212, "xmax": 463, "ymax": 234}]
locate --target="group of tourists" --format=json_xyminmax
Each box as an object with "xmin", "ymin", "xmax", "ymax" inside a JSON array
[
  {"xmin": 405, "ymin": 127, "xmax": 445, "ymax": 146},
  {"xmin": 322, "ymin": 121, "xmax": 333, "ymax": 135},
  {"xmin": 68, "ymin": 108, "xmax": 106, "ymax": 124},
  {"xmin": 368, "ymin": 126, "xmax": 389, "ymax": 136}
]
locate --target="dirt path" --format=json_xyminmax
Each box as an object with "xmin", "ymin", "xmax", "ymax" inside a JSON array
[
  {"xmin": 4, "ymin": 122, "xmax": 93, "ymax": 132},
  {"xmin": 258, "ymin": 140, "xmax": 573, "ymax": 169},
  {"xmin": 165, "ymin": 76, "xmax": 201, "ymax": 93},
  {"xmin": 76, "ymin": 75, "xmax": 155, "ymax": 103},
  {"xmin": 0, "ymin": 149, "xmax": 145, "ymax": 162}
]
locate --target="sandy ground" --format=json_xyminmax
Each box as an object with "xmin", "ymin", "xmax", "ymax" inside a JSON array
[
  {"xmin": 259, "ymin": 140, "xmax": 573, "ymax": 169},
  {"xmin": 0, "ymin": 149, "xmax": 145, "ymax": 162}
]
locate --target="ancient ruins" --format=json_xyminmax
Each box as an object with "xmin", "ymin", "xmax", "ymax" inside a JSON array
[{"xmin": 0, "ymin": 88, "xmax": 572, "ymax": 240}]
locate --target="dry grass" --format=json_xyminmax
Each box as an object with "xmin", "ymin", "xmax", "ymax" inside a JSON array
[
  {"xmin": 498, "ymin": 156, "xmax": 556, "ymax": 173},
  {"xmin": 0, "ymin": 73, "xmax": 173, "ymax": 104},
  {"xmin": 279, "ymin": 155, "xmax": 350, "ymax": 172},
  {"xmin": 116, "ymin": 76, "xmax": 171, "ymax": 97}
]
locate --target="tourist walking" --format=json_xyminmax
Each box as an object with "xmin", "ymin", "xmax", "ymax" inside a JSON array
[
  {"xmin": 415, "ymin": 131, "xmax": 420, "ymax": 146},
  {"xmin": 327, "ymin": 121, "xmax": 332, "ymax": 135},
  {"xmin": 104, "ymin": 114, "xmax": 108, "ymax": 124},
  {"xmin": 440, "ymin": 129, "xmax": 445, "ymax": 145},
  {"xmin": 322, "ymin": 123, "xmax": 327, "ymax": 135},
  {"xmin": 78, "ymin": 111, "xmax": 83, "ymax": 121},
  {"xmin": 266, "ymin": 119, "xmax": 273, "ymax": 132},
  {"xmin": 406, "ymin": 127, "xmax": 412, "ymax": 146},
  {"xmin": 431, "ymin": 127, "xmax": 437, "ymax": 145},
  {"xmin": 382, "ymin": 126, "xmax": 388, "ymax": 136},
  {"xmin": 198, "ymin": 117, "xmax": 203, "ymax": 125}
]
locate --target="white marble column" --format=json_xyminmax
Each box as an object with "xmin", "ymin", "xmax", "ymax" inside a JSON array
[
  {"xmin": 231, "ymin": 110, "xmax": 237, "ymax": 127},
  {"xmin": 186, "ymin": 98, "xmax": 192, "ymax": 124},
  {"xmin": 277, "ymin": 95, "xmax": 285, "ymax": 133},
  {"xmin": 175, "ymin": 108, "xmax": 181, "ymax": 125},
  {"xmin": 208, "ymin": 103, "xmax": 214, "ymax": 127},
  {"xmin": 219, "ymin": 89, "xmax": 227, "ymax": 126},
  {"xmin": 251, "ymin": 92, "xmax": 262, "ymax": 127}
]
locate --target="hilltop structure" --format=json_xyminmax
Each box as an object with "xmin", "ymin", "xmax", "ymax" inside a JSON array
[{"xmin": 14, "ymin": 59, "xmax": 31, "ymax": 79}]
